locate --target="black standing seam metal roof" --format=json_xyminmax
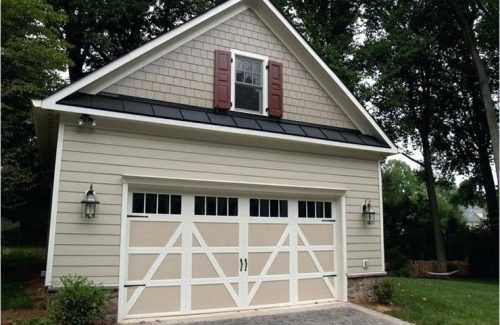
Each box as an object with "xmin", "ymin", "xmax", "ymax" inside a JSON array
[{"xmin": 58, "ymin": 93, "xmax": 389, "ymax": 148}]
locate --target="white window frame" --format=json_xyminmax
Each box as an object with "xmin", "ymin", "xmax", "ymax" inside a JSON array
[
  {"xmin": 230, "ymin": 49, "xmax": 269, "ymax": 116},
  {"xmin": 127, "ymin": 191, "xmax": 183, "ymax": 216}
]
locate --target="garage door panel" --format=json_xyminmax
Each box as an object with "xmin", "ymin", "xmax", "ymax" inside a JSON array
[
  {"xmin": 195, "ymin": 222, "xmax": 239, "ymax": 247},
  {"xmin": 299, "ymin": 224, "xmax": 333, "ymax": 246},
  {"xmin": 248, "ymin": 224, "xmax": 288, "ymax": 246},
  {"xmin": 213, "ymin": 253, "xmax": 239, "ymax": 277},
  {"xmin": 248, "ymin": 252, "xmax": 270, "ymax": 276},
  {"xmin": 151, "ymin": 254, "xmax": 182, "ymax": 280},
  {"xmin": 129, "ymin": 221, "xmax": 181, "ymax": 247},
  {"xmin": 315, "ymin": 251, "xmax": 334, "ymax": 273},
  {"xmin": 192, "ymin": 253, "xmax": 218, "ymax": 278},
  {"xmin": 191, "ymin": 284, "xmax": 238, "ymax": 310},
  {"xmin": 298, "ymin": 278, "xmax": 333, "ymax": 302},
  {"xmin": 249, "ymin": 281, "xmax": 289, "ymax": 306},
  {"xmin": 298, "ymin": 251, "xmax": 318, "ymax": 273},
  {"xmin": 248, "ymin": 252, "xmax": 289, "ymax": 276},
  {"xmin": 128, "ymin": 286, "xmax": 181, "ymax": 315},
  {"xmin": 128, "ymin": 254, "xmax": 157, "ymax": 281}
]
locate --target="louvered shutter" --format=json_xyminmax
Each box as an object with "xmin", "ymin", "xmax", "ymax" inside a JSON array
[
  {"xmin": 213, "ymin": 50, "xmax": 232, "ymax": 111},
  {"xmin": 267, "ymin": 60, "xmax": 283, "ymax": 118}
]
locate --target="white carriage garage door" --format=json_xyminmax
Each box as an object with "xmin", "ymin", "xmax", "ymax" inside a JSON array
[{"xmin": 120, "ymin": 191, "xmax": 339, "ymax": 320}]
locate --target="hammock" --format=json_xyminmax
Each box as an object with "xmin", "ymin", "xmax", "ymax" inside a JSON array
[{"xmin": 425, "ymin": 270, "xmax": 459, "ymax": 277}]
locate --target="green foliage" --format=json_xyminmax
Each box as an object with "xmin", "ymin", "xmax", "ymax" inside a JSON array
[
  {"xmin": 49, "ymin": 276, "xmax": 107, "ymax": 325},
  {"xmin": 274, "ymin": 0, "xmax": 361, "ymax": 89},
  {"xmin": 382, "ymin": 160, "xmax": 474, "ymax": 268},
  {"xmin": 24, "ymin": 317, "xmax": 54, "ymax": 325},
  {"xmin": 2, "ymin": 0, "xmax": 70, "ymax": 97},
  {"xmin": 1, "ymin": 0, "xmax": 70, "ymax": 245},
  {"xmin": 49, "ymin": 0, "xmax": 225, "ymax": 81},
  {"xmin": 373, "ymin": 279, "xmax": 394, "ymax": 304},
  {"xmin": 2, "ymin": 247, "xmax": 47, "ymax": 266},
  {"xmin": 465, "ymin": 226, "xmax": 499, "ymax": 277},
  {"xmin": 1, "ymin": 282, "xmax": 36, "ymax": 309},
  {"xmin": 388, "ymin": 277, "xmax": 499, "ymax": 324}
]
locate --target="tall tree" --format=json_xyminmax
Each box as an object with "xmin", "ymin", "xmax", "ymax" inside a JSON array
[
  {"xmin": 448, "ymin": 0, "xmax": 499, "ymax": 180},
  {"xmin": 434, "ymin": 53, "xmax": 499, "ymax": 232},
  {"xmin": 356, "ymin": 0, "xmax": 466, "ymax": 271},
  {"xmin": 1, "ymin": 0, "xmax": 70, "ymax": 244}
]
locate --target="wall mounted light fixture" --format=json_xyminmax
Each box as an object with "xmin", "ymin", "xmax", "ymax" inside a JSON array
[
  {"xmin": 362, "ymin": 199, "xmax": 375, "ymax": 225},
  {"xmin": 78, "ymin": 114, "xmax": 96, "ymax": 127},
  {"xmin": 81, "ymin": 184, "xmax": 100, "ymax": 218}
]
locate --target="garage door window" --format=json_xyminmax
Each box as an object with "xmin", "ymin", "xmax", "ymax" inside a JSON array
[
  {"xmin": 298, "ymin": 201, "xmax": 332, "ymax": 218},
  {"xmin": 250, "ymin": 199, "xmax": 288, "ymax": 217},
  {"xmin": 131, "ymin": 193, "xmax": 182, "ymax": 214},
  {"xmin": 195, "ymin": 196, "xmax": 238, "ymax": 216}
]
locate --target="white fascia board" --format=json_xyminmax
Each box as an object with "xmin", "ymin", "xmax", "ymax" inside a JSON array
[
  {"xmin": 252, "ymin": 0, "xmax": 397, "ymax": 150},
  {"xmin": 39, "ymin": 0, "xmax": 247, "ymax": 105},
  {"xmin": 39, "ymin": 101, "xmax": 398, "ymax": 156}
]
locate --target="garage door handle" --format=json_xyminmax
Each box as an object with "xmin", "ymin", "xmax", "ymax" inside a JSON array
[
  {"xmin": 240, "ymin": 258, "xmax": 243, "ymax": 271},
  {"xmin": 322, "ymin": 274, "xmax": 337, "ymax": 277},
  {"xmin": 244, "ymin": 258, "xmax": 248, "ymax": 271},
  {"xmin": 124, "ymin": 284, "xmax": 146, "ymax": 287}
]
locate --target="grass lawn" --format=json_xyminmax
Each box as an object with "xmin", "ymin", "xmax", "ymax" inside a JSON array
[
  {"xmin": 2, "ymin": 246, "xmax": 48, "ymax": 324},
  {"xmin": 388, "ymin": 276, "xmax": 499, "ymax": 325}
]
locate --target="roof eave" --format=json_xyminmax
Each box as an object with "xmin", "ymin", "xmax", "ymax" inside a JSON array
[{"xmin": 37, "ymin": 101, "xmax": 398, "ymax": 157}]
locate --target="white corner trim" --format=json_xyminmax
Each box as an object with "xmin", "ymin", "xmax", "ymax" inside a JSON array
[
  {"xmin": 45, "ymin": 122, "xmax": 65, "ymax": 287},
  {"xmin": 117, "ymin": 181, "xmax": 129, "ymax": 323},
  {"xmin": 378, "ymin": 160, "xmax": 386, "ymax": 272},
  {"xmin": 347, "ymin": 272, "xmax": 387, "ymax": 279},
  {"xmin": 337, "ymin": 195, "xmax": 348, "ymax": 302},
  {"xmin": 41, "ymin": 102, "xmax": 397, "ymax": 155}
]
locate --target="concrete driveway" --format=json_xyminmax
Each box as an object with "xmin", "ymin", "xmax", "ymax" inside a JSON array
[{"xmin": 146, "ymin": 303, "xmax": 410, "ymax": 325}]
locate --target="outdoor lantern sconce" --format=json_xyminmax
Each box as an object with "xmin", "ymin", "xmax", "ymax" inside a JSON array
[
  {"xmin": 362, "ymin": 199, "xmax": 375, "ymax": 225},
  {"xmin": 81, "ymin": 184, "xmax": 100, "ymax": 218},
  {"xmin": 78, "ymin": 114, "xmax": 96, "ymax": 127}
]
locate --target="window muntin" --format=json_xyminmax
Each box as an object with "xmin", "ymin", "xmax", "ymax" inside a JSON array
[
  {"xmin": 231, "ymin": 50, "xmax": 268, "ymax": 115},
  {"xmin": 131, "ymin": 193, "xmax": 182, "ymax": 215},
  {"xmin": 298, "ymin": 201, "xmax": 332, "ymax": 219},
  {"xmin": 195, "ymin": 196, "xmax": 238, "ymax": 216},
  {"xmin": 250, "ymin": 199, "xmax": 288, "ymax": 217},
  {"xmin": 235, "ymin": 56, "xmax": 262, "ymax": 112}
]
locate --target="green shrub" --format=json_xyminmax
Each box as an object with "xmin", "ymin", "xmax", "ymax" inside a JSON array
[
  {"xmin": 49, "ymin": 275, "xmax": 107, "ymax": 325},
  {"xmin": 373, "ymin": 279, "xmax": 394, "ymax": 304}
]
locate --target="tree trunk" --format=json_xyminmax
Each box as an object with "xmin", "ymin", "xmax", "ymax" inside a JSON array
[
  {"xmin": 451, "ymin": 1, "xmax": 499, "ymax": 182},
  {"xmin": 476, "ymin": 124, "xmax": 499, "ymax": 232},
  {"xmin": 420, "ymin": 130, "xmax": 448, "ymax": 272}
]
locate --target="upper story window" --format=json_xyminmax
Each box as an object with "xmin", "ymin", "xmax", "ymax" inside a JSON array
[
  {"xmin": 231, "ymin": 50, "xmax": 268, "ymax": 115},
  {"xmin": 214, "ymin": 49, "xmax": 282, "ymax": 118}
]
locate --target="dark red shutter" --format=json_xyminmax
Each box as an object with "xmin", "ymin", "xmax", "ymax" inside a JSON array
[
  {"xmin": 268, "ymin": 60, "xmax": 283, "ymax": 118},
  {"xmin": 213, "ymin": 50, "xmax": 232, "ymax": 111}
]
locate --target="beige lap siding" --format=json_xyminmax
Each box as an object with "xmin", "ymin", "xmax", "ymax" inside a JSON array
[
  {"xmin": 103, "ymin": 9, "xmax": 356, "ymax": 129},
  {"xmin": 51, "ymin": 123, "xmax": 382, "ymax": 285}
]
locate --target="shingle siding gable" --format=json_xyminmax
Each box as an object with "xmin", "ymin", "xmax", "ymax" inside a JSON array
[{"xmin": 104, "ymin": 9, "xmax": 357, "ymax": 130}]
